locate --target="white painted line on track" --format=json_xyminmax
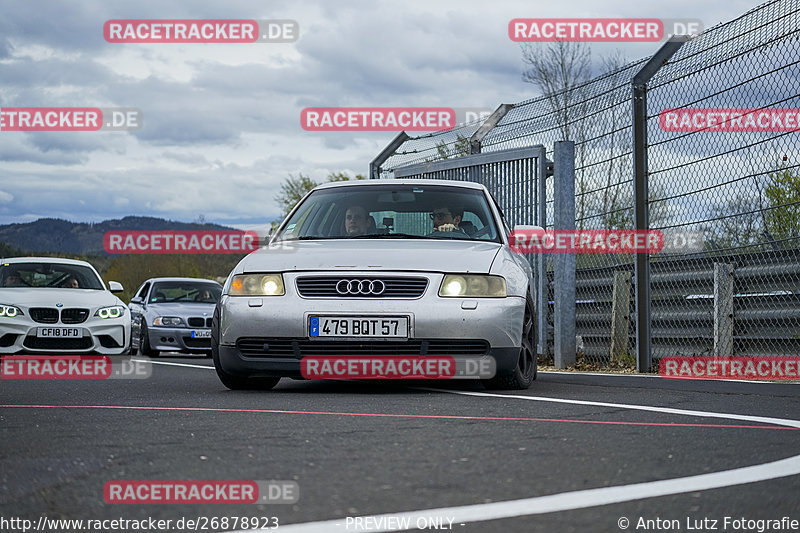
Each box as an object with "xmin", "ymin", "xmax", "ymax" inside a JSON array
[
  {"xmin": 131, "ymin": 358, "xmax": 214, "ymax": 370},
  {"xmin": 238, "ymin": 388, "xmax": 800, "ymax": 532},
  {"xmin": 419, "ymin": 388, "xmax": 800, "ymax": 429},
  {"xmin": 260, "ymin": 454, "xmax": 800, "ymax": 532},
  {"xmin": 540, "ymin": 370, "xmax": 784, "ymax": 383},
  {"xmin": 143, "ymin": 358, "xmax": 797, "ymax": 531}
]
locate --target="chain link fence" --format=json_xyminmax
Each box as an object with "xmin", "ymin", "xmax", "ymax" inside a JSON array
[{"xmin": 374, "ymin": 0, "xmax": 800, "ymax": 367}]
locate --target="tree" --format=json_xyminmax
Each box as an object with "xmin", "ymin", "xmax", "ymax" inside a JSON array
[
  {"xmin": 763, "ymin": 160, "xmax": 800, "ymax": 244},
  {"xmin": 703, "ymin": 191, "xmax": 763, "ymax": 250},
  {"xmin": 521, "ymin": 41, "xmax": 592, "ymax": 141},
  {"xmin": 274, "ymin": 173, "xmax": 319, "ymax": 218},
  {"xmin": 596, "ymin": 51, "xmax": 631, "ymax": 230},
  {"xmin": 327, "ymin": 171, "xmax": 366, "ymax": 182},
  {"xmin": 433, "ymin": 134, "xmax": 471, "ymax": 160},
  {"xmin": 274, "ymin": 171, "xmax": 366, "ymax": 218},
  {"xmin": 522, "ymin": 42, "xmax": 629, "ymax": 230}
]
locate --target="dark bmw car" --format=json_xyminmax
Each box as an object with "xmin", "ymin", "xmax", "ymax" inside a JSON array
[{"xmin": 129, "ymin": 277, "xmax": 222, "ymax": 357}]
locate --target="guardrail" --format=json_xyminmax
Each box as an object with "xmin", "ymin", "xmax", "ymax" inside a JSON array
[{"xmin": 547, "ymin": 248, "xmax": 800, "ymax": 362}]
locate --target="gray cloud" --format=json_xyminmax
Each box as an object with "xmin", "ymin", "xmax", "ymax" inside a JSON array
[{"xmin": 0, "ymin": 0, "xmax": 761, "ymax": 226}]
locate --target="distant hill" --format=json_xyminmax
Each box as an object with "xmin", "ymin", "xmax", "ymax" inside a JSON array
[{"xmin": 0, "ymin": 216, "xmax": 235, "ymax": 255}]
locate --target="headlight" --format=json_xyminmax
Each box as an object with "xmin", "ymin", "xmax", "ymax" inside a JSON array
[
  {"xmin": 95, "ymin": 305, "xmax": 126, "ymax": 319},
  {"xmin": 153, "ymin": 316, "xmax": 184, "ymax": 327},
  {"xmin": 0, "ymin": 304, "xmax": 23, "ymax": 318},
  {"xmin": 230, "ymin": 274, "xmax": 285, "ymax": 296},
  {"xmin": 439, "ymin": 274, "xmax": 507, "ymax": 297}
]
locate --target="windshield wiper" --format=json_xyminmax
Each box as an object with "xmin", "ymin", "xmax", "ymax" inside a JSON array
[{"xmin": 349, "ymin": 233, "xmax": 421, "ymax": 239}]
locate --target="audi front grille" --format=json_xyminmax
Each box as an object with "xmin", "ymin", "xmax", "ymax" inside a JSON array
[
  {"xmin": 236, "ymin": 338, "xmax": 489, "ymax": 358},
  {"xmin": 296, "ymin": 277, "xmax": 428, "ymax": 298}
]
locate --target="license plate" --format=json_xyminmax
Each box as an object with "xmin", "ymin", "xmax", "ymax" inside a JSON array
[
  {"xmin": 37, "ymin": 327, "xmax": 81, "ymax": 338},
  {"xmin": 309, "ymin": 316, "xmax": 408, "ymax": 338},
  {"xmin": 191, "ymin": 330, "xmax": 211, "ymax": 338}
]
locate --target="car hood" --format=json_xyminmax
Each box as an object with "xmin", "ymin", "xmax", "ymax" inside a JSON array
[
  {"xmin": 238, "ymin": 239, "xmax": 502, "ymax": 273},
  {"xmin": 0, "ymin": 288, "xmax": 123, "ymax": 308},
  {"xmin": 141, "ymin": 302, "xmax": 216, "ymax": 316}
]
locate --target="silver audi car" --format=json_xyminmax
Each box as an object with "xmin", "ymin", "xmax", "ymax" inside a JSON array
[
  {"xmin": 0, "ymin": 257, "xmax": 130, "ymax": 355},
  {"xmin": 129, "ymin": 277, "xmax": 222, "ymax": 357},
  {"xmin": 212, "ymin": 179, "xmax": 538, "ymax": 390}
]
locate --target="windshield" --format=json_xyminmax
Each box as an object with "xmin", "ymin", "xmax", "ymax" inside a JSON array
[
  {"xmin": 149, "ymin": 282, "xmax": 222, "ymax": 304},
  {"xmin": 0, "ymin": 262, "xmax": 105, "ymax": 289},
  {"xmin": 274, "ymin": 184, "xmax": 501, "ymax": 243}
]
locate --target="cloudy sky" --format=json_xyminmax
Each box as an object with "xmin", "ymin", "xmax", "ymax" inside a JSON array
[{"xmin": 0, "ymin": 0, "xmax": 759, "ymax": 228}]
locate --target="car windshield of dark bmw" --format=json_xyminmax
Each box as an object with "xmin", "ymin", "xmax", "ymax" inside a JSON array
[
  {"xmin": 0, "ymin": 262, "xmax": 105, "ymax": 289},
  {"xmin": 148, "ymin": 282, "xmax": 222, "ymax": 304},
  {"xmin": 273, "ymin": 184, "xmax": 503, "ymax": 243}
]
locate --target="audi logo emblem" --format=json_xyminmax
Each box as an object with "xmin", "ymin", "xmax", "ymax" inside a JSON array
[{"xmin": 336, "ymin": 279, "xmax": 386, "ymax": 295}]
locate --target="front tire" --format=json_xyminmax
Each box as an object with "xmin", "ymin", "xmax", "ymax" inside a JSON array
[
  {"xmin": 138, "ymin": 324, "xmax": 159, "ymax": 357},
  {"xmin": 482, "ymin": 296, "xmax": 537, "ymax": 390}
]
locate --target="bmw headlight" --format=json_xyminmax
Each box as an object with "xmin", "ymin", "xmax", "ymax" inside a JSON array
[
  {"xmin": 95, "ymin": 305, "xmax": 126, "ymax": 319},
  {"xmin": 439, "ymin": 275, "xmax": 507, "ymax": 297},
  {"xmin": 230, "ymin": 274, "xmax": 285, "ymax": 296},
  {"xmin": 0, "ymin": 304, "xmax": 23, "ymax": 318},
  {"xmin": 153, "ymin": 316, "xmax": 184, "ymax": 327}
]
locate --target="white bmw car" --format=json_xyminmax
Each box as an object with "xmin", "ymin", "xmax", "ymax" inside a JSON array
[{"xmin": 0, "ymin": 257, "xmax": 131, "ymax": 355}]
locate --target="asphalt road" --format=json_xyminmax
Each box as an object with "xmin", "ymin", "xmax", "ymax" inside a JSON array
[{"xmin": 1, "ymin": 355, "xmax": 799, "ymax": 533}]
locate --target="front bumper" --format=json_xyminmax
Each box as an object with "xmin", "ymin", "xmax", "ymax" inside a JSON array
[
  {"xmin": 148, "ymin": 326, "xmax": 212, "ymax": 352},
  {"xmin": 216, "ymin": 271, "xmax": 525, "ymax": 378},
  {"xmin": 0, "ymin": 316, "xmax": 130, "ymax": 355}
]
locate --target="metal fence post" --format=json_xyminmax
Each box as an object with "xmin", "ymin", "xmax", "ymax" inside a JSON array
[
  {"xmin": 610, "ymin": 270, "xmax": 632, "ymax": 362},
  {"xmin": 632, "ymin": 37, "xmax": 687, "ymax": 372},
  {"xmin": 536, "ymin": 145, "xmax": 548, "ymax": 359},
  {"xmin": 714, "ymin": 263, "xmax": 734, "ymax": 357},
  {"xmin": 369, "ymin": 132, "xmax": 410, "ymax": 179},
  {"xmin": 469, "ymin": 104, "xmax": 513, "ymax": 154},
  {"xmin": 553, "ymin": 141, "xmax": 576, "ymax": 368}
]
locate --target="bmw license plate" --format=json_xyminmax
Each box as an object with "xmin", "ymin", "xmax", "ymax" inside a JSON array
[
  {"xmin": 309, "ymin": 316, "xmax": 408, "ymax": 338},
  {"xmin": 191, "ymin": 330, "xmax": 211, "ymax": 338},
  {"xmin": 37, "ymin": 327, "xmax": 81, "ymax": 338}
]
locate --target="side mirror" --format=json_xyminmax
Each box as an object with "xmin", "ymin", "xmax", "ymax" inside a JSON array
[
  {"xmin": 108, "ymin": 281, "xmax": 124, "ymax": 293},
  {"xmin": 508, "ymin": 225, "xmax": 545, "ymax": 253},
  {"xmin": 130, "ymin": 296, "xmax": 142, "ymax": 304}
]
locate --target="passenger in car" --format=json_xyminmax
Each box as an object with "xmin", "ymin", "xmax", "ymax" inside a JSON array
[{"xmin": 3, "ymin": 273, "xmax": 24, "ymax": 287}]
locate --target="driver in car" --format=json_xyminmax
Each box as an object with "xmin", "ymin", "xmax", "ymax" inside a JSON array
[
  {"xmin": 430, "ymin": 205, "xmax": 466, "ymax": 234},
  {"xmin": 60, "ymin": 276, "xmax": 80, "ymax": 288},
  {"xmin": 344, "ymin": 205, "xmax": 372, "ymax": 236}
]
